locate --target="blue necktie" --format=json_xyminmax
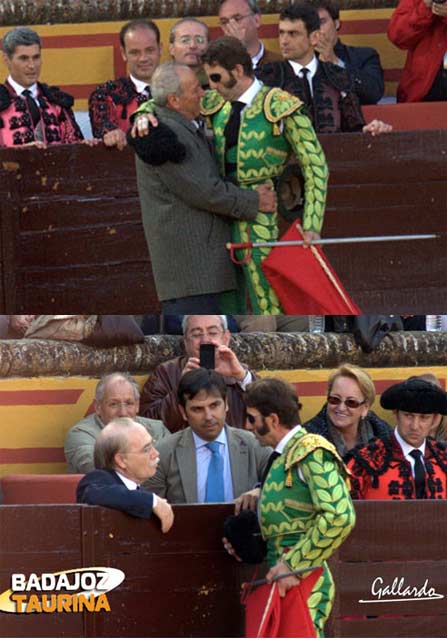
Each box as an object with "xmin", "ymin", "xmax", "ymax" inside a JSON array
[{"xmin": 205, "ymin": 441, "xmax": 225, "ymax": 502}]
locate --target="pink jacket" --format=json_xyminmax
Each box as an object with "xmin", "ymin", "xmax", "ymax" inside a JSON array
[
  {"xmin": 388, "ymin": 0, "xmax": 447, "ymax": 102},
  {"xmin": 0, "ymin": 81, "xmax": 83, "ymax": 147}
]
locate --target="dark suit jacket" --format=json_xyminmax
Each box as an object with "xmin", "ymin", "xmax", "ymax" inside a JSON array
[
  {"xmin": 334, "ymin": 40, "xmax": 384, "ymax": 105},
  {"xmin": 77, "ymin": 468, "xmax": 154, "ymax": 518}
]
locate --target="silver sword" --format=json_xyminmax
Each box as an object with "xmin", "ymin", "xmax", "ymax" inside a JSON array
[{"xmin": 226, "ymin": 233, "xmax": 439, "ymax": 250}]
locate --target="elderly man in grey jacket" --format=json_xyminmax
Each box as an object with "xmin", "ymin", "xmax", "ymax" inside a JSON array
[
  {"xmin": 130, "ymin": 61, "xmax": 276, "ymax": 314},
  {"xmin": 65, "ymin": 372, "xmax": 169, "ymax": 473}
]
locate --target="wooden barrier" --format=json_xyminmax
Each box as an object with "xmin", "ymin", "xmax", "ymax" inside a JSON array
[
  {"xmin": 363, "ymin": 102, "xmax": 447, "ymax": 131},
  {"xmin": 1, "ymin": 501, "xmax": 446, "ymax": 637},
  {"xmin": 0, "ymin": 129, "xmax": 445, "ymax": 313}
]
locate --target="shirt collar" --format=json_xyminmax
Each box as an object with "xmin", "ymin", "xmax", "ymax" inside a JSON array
[
  {"xmin": 275, "ymin": 424, "xmax": 302, "ymax": 454},
  {"xmin": 115, "ymin": 471, "xmax": 139, "ymax": 490},
  {"xmin": 236, "ymin": 77, "xmax": 263, "ymax": 108},
  {"xmin": 130, "ymin": 74, "xmax": 151, "ymax": 94},
  {"xmin": 192, "ymin": 426, "xmax": 227, "ymax": 450},
  {"xmin": 394, "ymin": 427, "xmax": 426, "ymax": 458},
  {"xmin": 251, "ymin": 42, "xmax": 265, "ymax": 69},
  {"xmin": 289, "ymin": 55, "xmax": 318, "ymax": 79},
  {"xmin": 8, "ymin": 75, "xmax": 38, "ymax": 98}
]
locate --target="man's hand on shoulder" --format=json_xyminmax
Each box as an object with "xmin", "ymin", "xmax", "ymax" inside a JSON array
[
  {"xmin": 130, "ymin": 113, "xmax": 158, "ymax": 138},
  {"xmin": 152, "ymin": 496, "xmax": 174, "ymax": 533}
]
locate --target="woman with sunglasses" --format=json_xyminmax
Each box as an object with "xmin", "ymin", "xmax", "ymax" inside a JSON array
[{"xmin": 304, "ymin": 363, "xmax": 392, "ymax": 458}]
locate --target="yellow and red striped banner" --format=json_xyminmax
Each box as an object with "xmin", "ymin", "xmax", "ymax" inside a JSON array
[
  {"xmin": 0, "ymin": 365, "xmax": 445, "ymax": 477},
  {"xmin": 0, "ymin": 9, "xmax": 402, "ymax": 111}
]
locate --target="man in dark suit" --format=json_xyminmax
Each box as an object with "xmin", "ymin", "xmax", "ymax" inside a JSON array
[
  {"xmin": 311, "ymin": 0, "xmax": 384, "ymax": 104},
  {"xmin": 257, "ymin": 3, "xmax": 390, "ymax": 134},
  {"xmin": 129, "ymin": 61, "xmax": 276, "ymax": 314},
  {"xmin": 77, "ymin": 417, "xmax": 174, "ymax": 532},
  {"xmin": 144, "ymin": 368, "xmax": 271, "ymax": 503}
]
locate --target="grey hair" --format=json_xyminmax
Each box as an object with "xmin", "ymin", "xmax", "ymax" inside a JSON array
[
  {"xmin": 151, "ymin": 61, "xmax": 190, "ymax": 106},
  {"xmin": 169, "ymin": 17, "xmax": 209, "ymax": 44},
  {"xmin": 95, "ymin": 372, "xmax": 140, "ymax": 403},
  {"xmin": 219, "ymin": 0, "xmax": 261, "ymax": 14},
  {"xmin": 2, "ymin": 27, "xmax": 41, "ymax": 58},
  {"xmin": 94, "ymin": 417, "xmax": 138, "ymax": 469},
  {"xmin": 182, "ymin": 315, "xmax": 228, "ymax": 335}
]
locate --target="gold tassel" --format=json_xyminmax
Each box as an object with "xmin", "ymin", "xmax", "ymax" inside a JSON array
[
  {"xmin": 286, "ymin": 468, "xmax": 293, "ymax": 487},
  {"xmin": 273, "ymin": 122, "xmax": 280, "ymax": 136}
]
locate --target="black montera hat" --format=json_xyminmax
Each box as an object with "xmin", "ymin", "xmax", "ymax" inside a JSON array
[{"xmin": 380, "ymin": 379, "xmax": 447, "ymax": 415}]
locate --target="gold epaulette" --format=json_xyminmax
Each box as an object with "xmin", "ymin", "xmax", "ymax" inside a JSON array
[
  {"xmin": 200, "ymin": 90, "xmax": 226, "ymax": 116},
  {"xmin": 284, "ymin": 433, "xmax": 350, "ymax": 487},
  {"xmin": 263, "ymin": 88, "xmax": 303, "ymax": 134}
]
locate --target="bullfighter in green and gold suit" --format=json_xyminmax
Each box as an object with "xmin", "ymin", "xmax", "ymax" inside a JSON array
[
  {"xmin": 244, "ymin": 378, "xmax": 356, "ymax": 637},
  {"xmin": 201, "ymin": 37, "xmax": 328, "ymax": 314}
]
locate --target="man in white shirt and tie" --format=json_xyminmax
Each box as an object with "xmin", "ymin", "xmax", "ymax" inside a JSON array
[
  {"xmin": 144, "ymin": 368, "xmax": 271, "ymax": 503},
  {"xmin": 347, "ymin": 377, "xmax": 447, "ymax": 499}
]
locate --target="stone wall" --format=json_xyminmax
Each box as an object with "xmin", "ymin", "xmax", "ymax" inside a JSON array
[{"xmin": 0, "ymin": 331, "xmax": 445, "ymax": 378}]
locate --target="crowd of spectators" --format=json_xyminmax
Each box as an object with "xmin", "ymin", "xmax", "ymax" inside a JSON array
[{"xmin": 1, "ymin": 0, "xmax": 445, "ymax": 150}]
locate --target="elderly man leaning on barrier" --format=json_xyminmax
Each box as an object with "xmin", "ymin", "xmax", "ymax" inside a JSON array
[
  {"xmin": 77, "ymin": 417, "xmax": 174, "ymax": 532},
  {"xmin": 140, "ymin": 315, "xmax": 257, "ymax": 432},
  {"xmin": 65, "ymin": 372, "xmax": 169, "ymax": 474},
  {"xmin": 0, "ymin": 27, "xmax": 84, "ymax": 148},
  {"xmin": 129, "ymin": 60, "xmax": 276, "ymax": 314},
  {"xmin": 226, "ymin": 377, "xmax": 355, "ymax": 637},
  {"xmin": 347, "ymin": 378, "xmax": 447, "ymax": 499},
  {"xmin": 143, "ymin": 368, "xmax": 271, "ymax": 504}
]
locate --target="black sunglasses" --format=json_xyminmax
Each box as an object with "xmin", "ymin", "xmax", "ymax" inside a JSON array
[
  {"xmin": 246, "ymin": 413, "xmax": 256, "ymax": 424},
  {"xmin": 209, "ymin": 73, "xmax": 223, "ymax": 83},
  {"xmin": 327, "ymin": 395, "xmax": 366, "ymax": 409}
]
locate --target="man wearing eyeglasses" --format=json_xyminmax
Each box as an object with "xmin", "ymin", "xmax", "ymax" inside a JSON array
[
  {"xmin": 169, "ymin": 18, "xmax": 210, "ymax": 88},
  {"xmin": 140, "ymin": 315, "xmax": 257, "ymax": 432},
  {"xmin": 65, "ymin": 372, "xmax": 169, "ymax": 473},
  {"xmin": 347, "ymin": 378, "xmax": 447, "ymax": 499},
  {"xmin": 89, "ymin": 19, "xmax": 162, "ymax": 150},
  {"xmin": 218, "ymin": 0, "xmax": 282, "ymax": 69},
  {"xmin": 77, "ymin": 417, "xmax": 174, "ymax": 532}
]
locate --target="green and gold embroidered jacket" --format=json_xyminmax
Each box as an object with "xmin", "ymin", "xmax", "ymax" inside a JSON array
[
  {"xmin": 201, "ymin": 86, "xmax": 328, "ymax": 235},
  {"xmin": 259, "ymin": 429, "xmax": 356, "ymax": 569}
]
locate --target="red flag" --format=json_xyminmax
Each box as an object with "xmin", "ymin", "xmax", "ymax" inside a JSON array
[
  {"xmin": 243, "ymin": 568, "xmax": 323, "ymax": 638},
  {"xmin": 261, "ymin": 223, "xmax": 361, "ymax": 314}
]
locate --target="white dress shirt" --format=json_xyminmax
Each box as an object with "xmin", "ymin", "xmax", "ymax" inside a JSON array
[
  {"xmin": 394, "ymin": 428, "xmax": 426, "ymax": 477},
  {"xmin": 8, "ymin": 75, "xmax": 38, "ymax": 102}
]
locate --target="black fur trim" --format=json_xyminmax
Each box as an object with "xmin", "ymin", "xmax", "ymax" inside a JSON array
[
  {"xmin": 0, "ymin": 85, "xmax": 12, "ymax": 111},
  {"xmin": 40, "ymin": 83, "xmax": 74, "ymax": 109},
  {"xmin": 127, "ymin": 121, "xmax": 187, "ymax": 166}
]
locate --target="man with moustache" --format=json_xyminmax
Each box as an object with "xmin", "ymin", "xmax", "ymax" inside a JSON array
[
  {"xmin": 77, "ymin": 417, "xmax": 174, "ymax": 532},
  {"xmin": 240, "ymin": 377, "xmax": 355, "ymax": 636},
  {"xmin": 89, "ymin": 19, "xmax": 162, "ymax": 149},
  {"xmin": 347, "ymin": 378, "xmax": 447, "ymax": 499}
]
